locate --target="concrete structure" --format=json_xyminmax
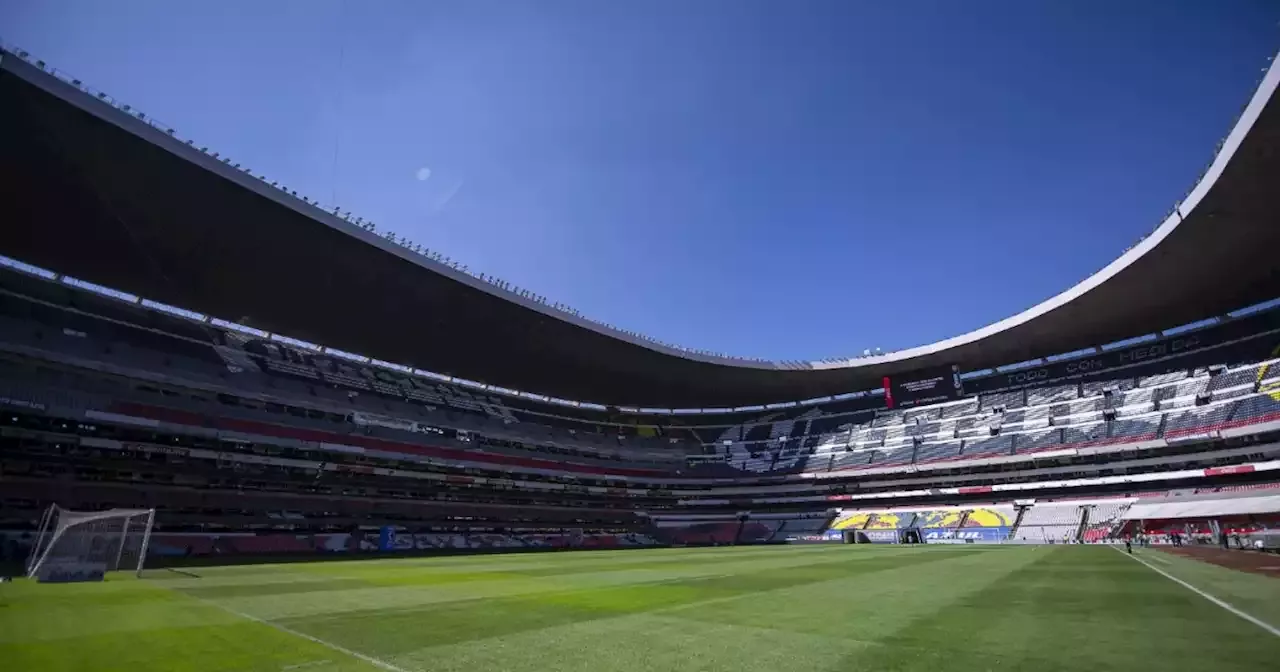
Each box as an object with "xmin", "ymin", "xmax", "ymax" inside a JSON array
[{"xmin": 2, "ymin": 48, "xmax": 1279, "ymax": 407}]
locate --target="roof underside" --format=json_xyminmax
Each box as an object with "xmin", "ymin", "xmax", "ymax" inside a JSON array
[{"xmin": 2, "ymin": 52, "xmax": 1279, "ymax": 408}]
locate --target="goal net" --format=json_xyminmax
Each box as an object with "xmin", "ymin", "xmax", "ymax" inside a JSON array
[{"xmin": 25, "ymin": 505, "xmax": 155, "ymax": 581}]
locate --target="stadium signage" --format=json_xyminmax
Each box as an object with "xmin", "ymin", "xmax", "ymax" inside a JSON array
[
  {"xmin": 36, "ymin": 560, "xmax": 107, "ymax": 583},
  {"xmin": 884, "ymin": 364, "xmax": 964, "ymax": 408},
  {"xmin": 1203, "ymin": 464, "xmax": 1255, "ymax": 476},
  {"xmin": 995, "ymin": 336, "xmax": 1203, "ymax": 388},
  {"xmin": 0, "ymin": 396, "xmax": 46, "ymax": 411},
  {"xmin": 923, "ymin": 528, "xmax": 1010, "ymax": 542},
  {"xmin": 862, "ymin": 530, "xmax": 899, "ymax": 543},
  {"xmin": 350, "ymin": 411, "xmax": 422, "ymax": 434}
]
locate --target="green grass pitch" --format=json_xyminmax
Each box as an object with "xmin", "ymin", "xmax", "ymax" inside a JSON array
[{"xmin": 2, "ymin": 544, "xmax": 1278, "ymax": 671}]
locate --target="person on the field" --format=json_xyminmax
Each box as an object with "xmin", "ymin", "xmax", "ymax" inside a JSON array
[{"xmin": 1124, "ymin": 537, "xmax": 1132, "ymax": 554}]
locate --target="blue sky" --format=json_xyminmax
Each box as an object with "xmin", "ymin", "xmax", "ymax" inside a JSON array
[{"xmin": 3, "ymin": 1, "xmax": 1277, "ymax": 361}]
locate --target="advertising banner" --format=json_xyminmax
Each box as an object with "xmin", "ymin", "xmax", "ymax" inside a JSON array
[
  {"xmin": 861, "ymin": 529, "xmax": 901, "ymax": 544},
  {"xmin": 883, "ymin": 365, "xmax": 963, "ymax": 408},
  {"xmin": 922, "ymin": 527, "xmax": 1011, "ymax": 543},
  {"xmin": 36, "ymin": 560, "xmax": 107, "ymax": 583},
  {"xmin": 379, "ymin": 526, "xmax": 397, "ymax": 552}
]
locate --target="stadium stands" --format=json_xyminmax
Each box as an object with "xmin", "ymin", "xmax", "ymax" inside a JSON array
[
  {"xmin": 3, "ymin": 259, "xmax": 1280, "ymax": 557},
  {"xmin": 963, "ymin": 506, "xmax": 1016, "ymax": 528},
  {"xmin": 1013, "ymin": 504, "xmax": 1084, "ymax": 543},
  {"xmin": 866, "ymin": 513, "xmax": 908, "ymax": 530},
  {"xmin": 3, "ymin": 38, "xmax": 1280, "ymax": 575},
  {"xmin": 913, "ymin": 509, "xmax": 967, "ymax": 529},
  {"xmin": 830, "ymin": 512, "xmax": 872, "ymax": 531},
  {"xmin": 1081, "ymin": 501, "xmax": 1134, "ymax": 543}
]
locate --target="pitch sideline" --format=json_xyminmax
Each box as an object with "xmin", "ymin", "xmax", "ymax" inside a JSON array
[{"xmin": 1111, "ymin": 546, "xmax": 1280, "ymax": 637}]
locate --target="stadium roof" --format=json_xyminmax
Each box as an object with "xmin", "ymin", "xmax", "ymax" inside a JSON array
[{"xmin": 3, "ymin": 48, "xmax": 1280, "ymax": 408}]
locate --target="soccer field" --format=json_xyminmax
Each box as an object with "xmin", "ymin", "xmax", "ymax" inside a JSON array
[{"xmin": 2, "ymin": 544, "xmax": 1278, "ymax": 672}]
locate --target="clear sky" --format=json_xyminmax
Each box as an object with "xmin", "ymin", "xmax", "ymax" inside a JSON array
[{"xmin": 2, "ymin": 1, "xmax": 1277, "ymax": 361}]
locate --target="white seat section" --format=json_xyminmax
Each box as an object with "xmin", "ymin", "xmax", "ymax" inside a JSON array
[
  {"xmin": 1014, "ymin": 503, "xmax": 1084, "ymax": 542},
  {"xmin": 1139, "ymin": 371, "xmax": 1188, "ymax": 388},
  {"xmin": 1082, "ymin": 500, "xmax": 1134, "ymax": 542},
  {"xmin": 1019, "ymin": 504, "xmax": 1085, "ymax": 526},
  {"xmin": 1012, "ymin": 524, "xmax": 1078, "ymax": 543}
]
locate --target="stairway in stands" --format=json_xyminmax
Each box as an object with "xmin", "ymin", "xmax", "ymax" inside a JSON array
[
  {"xmin": 1075, "ymin": 507, "xmax": 1091, "ymax": 543},
  {"xmin": 214, "ymin": 338, "xmax": 262, "ymax": 374},
  {"xmin": 1009, "ymin": 507, "xmax": 1028, "ymax": 540}
]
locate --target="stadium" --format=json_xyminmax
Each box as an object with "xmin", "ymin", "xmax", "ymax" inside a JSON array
[{"xmin": 3, "ymin": 27, "xmax": 1280, "ymax": 672}]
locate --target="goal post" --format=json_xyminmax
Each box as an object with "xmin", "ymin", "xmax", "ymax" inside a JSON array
[{"xmin": 25, "ymin": 505, "xmax": 156, "ymax": 582}]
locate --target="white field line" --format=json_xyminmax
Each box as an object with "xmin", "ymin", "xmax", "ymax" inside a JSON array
[
  {"xmin": 1143, "ymin": 552, "xmax": 1172, "ymax": 566},
  {"xmin": 282, "ymin": 661, "xmax": 331, "ymax": 671},
  {"xmin": 177, "ymin": 590, "xmax": 412, "ymax": 672},
  {"xmin": 1111, "ymin": 546, "xmax": 1280, "ymax": 637}
]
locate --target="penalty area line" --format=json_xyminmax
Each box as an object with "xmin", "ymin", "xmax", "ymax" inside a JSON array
[
  {"xmin": 1111, "ymin": 546, "xmax": 1280, "ymax": 638},
  {"xmin": 175, "ymin": 589, "xmax": 411, "ymax": 672}
]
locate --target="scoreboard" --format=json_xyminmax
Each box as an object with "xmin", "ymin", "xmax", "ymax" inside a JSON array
[{"xmin": 883, "ymin": 364, "xmax": 963, "ymax": 409}]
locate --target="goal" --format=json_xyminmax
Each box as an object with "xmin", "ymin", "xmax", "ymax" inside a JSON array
[{"xmin": 25, "ymin": 505, "xmax": 156, "ymax": 581}]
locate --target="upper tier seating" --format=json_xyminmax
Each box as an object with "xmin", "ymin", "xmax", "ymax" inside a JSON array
[
  {"xmin": 866, "ymin": 512, "xmax": 909, "ymax": 529},
  {"xmin": 5, "ymin": 265, "xmax": 1280, "ymax": 483},
  {"xmin": 963, "ymin": 506, "xmax": 1016, "ymax": 528},
  {"xmin": 913, "ymin": 509, "xmax": 967, "ymax": 529},
  {"xmin": 830, "ymin": 512, "xmax": 872, "ymax": 530}
]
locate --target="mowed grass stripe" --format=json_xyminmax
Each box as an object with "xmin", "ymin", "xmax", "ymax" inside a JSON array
[
  {"xmin": 388, "ymin": 612, "xmax": 867, "ymax": 672},
  {"xmin": 200, "ymin": 547, "xmax": 983, "ymax": 620},
  {"xmin": 666, "ymin": 543, "xmax": 1043, "ymax": 640},
  {"xmin": 6, "ymin": 545, "xmax": 1276, "ymax": 672},
  {"xmin": 268, "ymin": 544, "xmax": 879, "ymax": 583},
  {"xmin": 271, "ymin": 547, "xmax": 995, "ymax": 657},
  {"xmin": 4, "ymin": 621, "xmax": 381, "ymax": 672},
  {"xmin": 178, "ymin": 578, "xmax": 377, "ymax": 600},
  {"xmin": 0, "ymin": 579, "xmax": 248, "ymax": 643},
  {"xmin": 1123, "ymin": 547, "xmax": 1280, "ymax": 637},
  {"xmin": 164, "ymin": 545, "xmax": 862, "ymax": 587},
  {"xmin": 852, "ymin": 546, "xmax": 1279, "ymax": 672},
  {"xmin": 376, "ymin": 547, "xmax": 1042, "ymax": 672},
  {"xmin": 0, "ymin": 579, "xmax": 385, "ymax": 672}
]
